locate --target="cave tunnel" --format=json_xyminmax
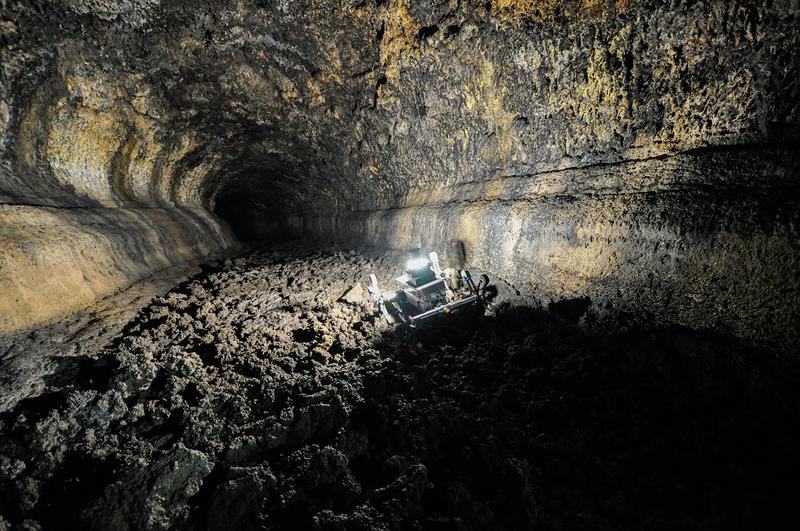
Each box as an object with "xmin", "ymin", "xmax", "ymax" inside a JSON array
[
  {"xmin": 1, "ymin": 1, "xmax": 800, "ymax": 529},
  {"xmin": 212, "ymin": 158, "xmax": 307, "ymax": 242}
]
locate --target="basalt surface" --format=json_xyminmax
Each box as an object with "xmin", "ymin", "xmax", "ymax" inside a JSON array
[
  {"xmin": 0, "ymin": 245, "xmax": 797, "ymax": 530},
  {"xmin": 1, "ymin": 0, "xmax": 799, "ymax": 348}
]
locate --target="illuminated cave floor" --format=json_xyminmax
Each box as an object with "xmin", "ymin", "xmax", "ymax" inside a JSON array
[{"xmin": 1, "ymin": 244, "xmax": 798, "ymax": 530}]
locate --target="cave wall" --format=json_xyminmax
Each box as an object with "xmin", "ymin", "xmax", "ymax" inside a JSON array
[
  {"xmin": 299, "ymin": 146, "xmax": 799, "ymax": 349},
  {"xmin": 1, "ymin": 0, "xmax": 798, "ymax": 347}
]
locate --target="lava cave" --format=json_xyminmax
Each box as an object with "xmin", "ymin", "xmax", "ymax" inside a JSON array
[{"xmin": 1, "ymin": 1, "xmax": 799, "ymax": 530}]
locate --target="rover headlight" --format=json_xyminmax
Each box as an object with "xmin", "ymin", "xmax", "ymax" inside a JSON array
[{"xmin": 406, "ymin": 257, "xmax": 430, "ymax": 271}]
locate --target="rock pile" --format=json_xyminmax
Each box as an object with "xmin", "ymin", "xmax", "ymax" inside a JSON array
[{"xmin": 1, "ymin": 245, "xmax": 798, "ymax": 529}]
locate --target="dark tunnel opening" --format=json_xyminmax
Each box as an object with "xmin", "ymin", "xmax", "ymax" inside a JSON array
[
  {"xmin": 213, "ymin": 188, "xmax": 281, "ymax": 242},
  {"xmin": 212, "ymin": 164, "xmax": 304, "ymax": 243}
]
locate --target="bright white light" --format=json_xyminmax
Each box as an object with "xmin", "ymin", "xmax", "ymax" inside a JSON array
[{"xmin": 406, "ymin": 257, "xmax": 430, "ymax": 271}]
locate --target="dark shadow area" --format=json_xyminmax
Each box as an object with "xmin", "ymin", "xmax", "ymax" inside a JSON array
[{"xmin": 347, "ymin": 306, "xmax": 800, "ymax": 530}]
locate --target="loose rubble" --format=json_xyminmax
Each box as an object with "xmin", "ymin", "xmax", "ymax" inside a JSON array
[{"xmin": 1, "ymin": 245, "xmax": 798, "ymax": 530}]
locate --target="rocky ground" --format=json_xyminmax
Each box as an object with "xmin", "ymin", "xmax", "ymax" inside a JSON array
[
  {"xmin": 0, "ymin": 261, "xmax": 215, "ymax": 414},
  {"xmin": 1, "ymin": 243, "xmax": 798, "ymax": 530}
]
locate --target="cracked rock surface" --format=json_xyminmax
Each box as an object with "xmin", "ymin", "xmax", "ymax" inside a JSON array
[{"xmin": 1, "ymin": 244, "xmax": 797, "ymax": 529}]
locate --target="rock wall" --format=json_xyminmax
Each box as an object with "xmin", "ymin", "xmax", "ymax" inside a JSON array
[
  {"xmin": 298, "ymin": 145, "xmax": 800, "ymax": 349},
  {"xmin": 0, "ymin": 205, "xmax": 229, "ymax": 332},
  {"xmin": 1, "ymin": 0, "xmax": 798, "ymax": 346}
]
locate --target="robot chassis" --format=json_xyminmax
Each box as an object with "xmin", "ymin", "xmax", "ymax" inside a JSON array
[{"xmin": 367, "ymin": 249, "xmax": 491, "ymax": 327}]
